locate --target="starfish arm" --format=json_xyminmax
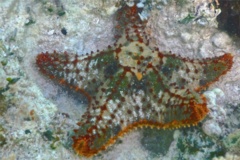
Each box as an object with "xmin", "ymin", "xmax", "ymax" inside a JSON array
[
  {"xmin": 115, "ymin": 3, "xmax": 149, "ymax": 45},
  {"xmin": 195, "ymin": 53, "xmax": 233, "ymax": 91},
  {"xmin": 72, "ymin": 68, "xmax": 131, "ymax": 157},
  {"xmin": 36, "ymin": 47, "xmax": 121, "ymax": 100},
  {"xmin": 153, "ymin": 52, "xmax": 233, "ymax": 92}
]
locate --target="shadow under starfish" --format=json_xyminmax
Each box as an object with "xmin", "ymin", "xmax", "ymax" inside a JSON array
[{"xmin": 36, "ymin": 1, "xmax": 233, "ymax": 157}]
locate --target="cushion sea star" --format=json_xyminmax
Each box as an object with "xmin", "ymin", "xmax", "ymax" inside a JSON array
[{"xmin": 36, "ymin": 2, "xmax": 233, "ymax": 157}]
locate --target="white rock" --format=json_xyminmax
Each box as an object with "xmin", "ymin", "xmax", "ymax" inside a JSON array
[
  {"xmin": 212, "ymin": 88, "xmax": 225, "ymax": 97},
  {"xmin": 173, "ymin": 130, "xmax": 181, "ymax": 140},
  {"xmin": 203, "ymin": 88, "xmax": 224, "ymax": 106},
  {"xmin": 126, "ymin": 1, "xmax": 134, "ymax": 7},
  {"xmin": 47, "ymin": 30, "xmax": 54, "ymax": 35},
  {"xmin": 137, "ymin": 2, "xmax": 144, "ymax": 8},
  {"xmin": 211, "ymin": 32, "xmax": 231, "ymax": 48},
  {"xmin": 181, "ymin": 32, "xmax": 192, "ymax": 42},
  {"xmin": 204, "ymin": 90, "xmax": 217, "ymax": 105},
  {"xmin": 202, "ymin": 120, "xmax": 222, "ymax": 137},
  {"xmin": 105, "ymin": 5, "xmax": 119, "ymax": 15}
]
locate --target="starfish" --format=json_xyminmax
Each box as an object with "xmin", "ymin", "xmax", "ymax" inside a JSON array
[{"xmin": 36, "ymin": 2, "xmax": 233, "ymax": 157}]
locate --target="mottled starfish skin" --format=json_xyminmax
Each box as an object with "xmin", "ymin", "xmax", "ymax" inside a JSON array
[{"xmin": 36, "ymin": 3, "xmax": 233, "ymax": 157}]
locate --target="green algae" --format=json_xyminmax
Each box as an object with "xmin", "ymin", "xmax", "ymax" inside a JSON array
[
  {"xmin": 223, "ymin": 129, "xmax": 240, "ymax": 154},
  {"xmin": 0, "ymin": 95, "xmax": 7, "ymax": 116},
  {"xmin": 0, "ymin": 125, "xmax": 6, "ymax": 147},
  {"xmin": 1, "ymin": 59, "xmax": 8, "ymax": 66},
  {"xmin": 179, "ymin": 14, "xmax": 195, "ymax": 24},
  {"xmin": 57, "ymin": 10, "xmax": 65, "ymax": 16},
  {"xmin": 24, "ymin": 129, "xmax": 31, "ymax": 134},
  {"xmin": 0, "ymin": 134, "xmax": 6, "ymax": 147},
  {"xmin": 141, "ymin": 129, "xmax": 174, "ymax": 156},
  {"xmin": 6, "ymin": 77, "xmax": 20, "ymax": 85},
  {"xmin": 42, "ymin": 130, "xmax": 62, "ymax": 150},
  {"xmin": 176, "ymin": 127, "xmax": 226, "ymax": 160},
  {"xmin": 50, "ymin": 136, "xmax": 60, "ymax": 149},
  {"xmin": 24, "ymin": 19, "xmax": 36, "ymax": 26},
  {"xmin": 43, "ymin": 130, "xmax": 54, "ymax": 141},
  {"xmin": 175, "ymin": 0, "xmax": 189, "ymax": 7},
  {"xmin": 47, "ymin": 6, "xmax": 54, "ymax": 13},
  {"xmin": 0, "ymin": 77, "xmax": 20, "ymax": 95}
]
